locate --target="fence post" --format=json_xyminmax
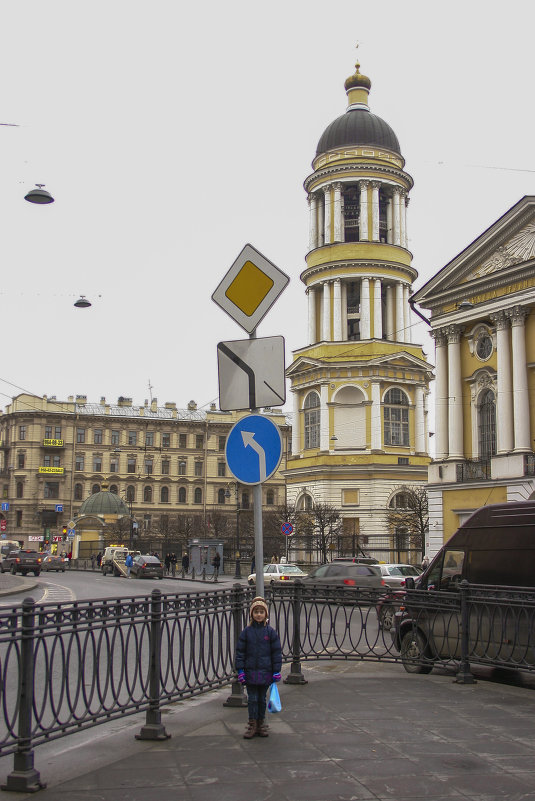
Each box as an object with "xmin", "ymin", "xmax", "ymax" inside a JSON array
[
  {"xmin": 2, "ymin": 597, "xmax": 46, "ymax": 792},
  {"xmin": 455, "ymin": 580, "xmax": 476, "ymax": 685},
  {"xmin": 136, "ymin": 589, "xmax": 170, "ymax": 740},
  {"xmin": 223, "ymin": 583, "xmax": 248, "ymax": 707},
  {"xmin": 284, "ymin": 580, "xmax": 307, "ymax": 685}
]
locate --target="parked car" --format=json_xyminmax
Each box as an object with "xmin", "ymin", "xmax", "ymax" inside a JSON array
[
  {"xmin": 130, "ymin": 555, "xmax": 164, "ymax": 579},
  {"xmin": 302, "ymin": 562, "xmax": 385, "ymax": 591},
  {"xmin": 41, "ymin": 553, "xmax": 68, "ymax": 572},
  {"xmin": 375, "ymin": 563, "xmax": 421, "ymax": 588},
  {"xmin": 248, "ymin": 563, "xmax": 307, "ymax": 586},
  {"xmin": 332, "ymin": 556, "xmax": 380, "ymax": 565},
  {"xmin": 1, "ymin": 549, "xmax": 42, "ymax": 576}
]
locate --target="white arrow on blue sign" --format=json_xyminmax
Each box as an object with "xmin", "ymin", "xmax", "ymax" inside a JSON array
[{"xmin": 225, "ymin": 414, "xmax": 283, "ymax": 485}]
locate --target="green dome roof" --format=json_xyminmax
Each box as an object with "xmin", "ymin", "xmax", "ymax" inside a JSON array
[{"xmin": 79, "ymin": 485, "xmax": 129, "ymax": 517}]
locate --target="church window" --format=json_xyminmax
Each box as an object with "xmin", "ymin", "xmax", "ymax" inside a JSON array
[
  {"xmin": 476, "ymin": 332, "xmax": 493, "ymax": 361},
  {"xmin": 304, "ymin": 391, "xmax": 320, "ymax": 449},
  {"xmin": 478, "ymin": 388, "xmax": 496, "ymax": 461},
  {"xmin": 384, "ymin": 388, "xmax": 409, "ymax": 446}
]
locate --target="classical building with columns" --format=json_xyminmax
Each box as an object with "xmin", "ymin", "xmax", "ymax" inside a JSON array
[
  {"xmin": 412, "ymin": 196, "xmax": 535, "ymax": 552},
  {"xmin": 285, "ymin": 61, "xmax": 432, "ymax": 561}
]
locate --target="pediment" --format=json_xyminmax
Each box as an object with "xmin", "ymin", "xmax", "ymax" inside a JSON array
[
  {"xmin": 413, "ymin": 196, "xmax": 535, "ymax": 307},
  {"xmin": 367, "ymin": 351, "xmax": 430, "ymax": 370},
  {"xmin": 285, "ymin": 356, "xmax": 323, "ymax": 377}
]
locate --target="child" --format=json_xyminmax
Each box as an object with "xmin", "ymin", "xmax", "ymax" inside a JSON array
[{"xmin": 235, "ymin": 596, "xmax": 282, "ymax": 739}]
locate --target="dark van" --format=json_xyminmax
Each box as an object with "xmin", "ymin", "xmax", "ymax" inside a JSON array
[{"xmin": 394, "ymin": 501, "xmax": 535, "ymax": 673}]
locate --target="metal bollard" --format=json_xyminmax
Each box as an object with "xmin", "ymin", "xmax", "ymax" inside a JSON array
[
  {"xmin": 455, "ymin": 580, "xmax": 476, "ymax": 684},
  {"xmin": 202, "ymin": 567, "xmax": 206, "ymax": 582},
  {"xmin": 191, "ymin": 567, "xmax": 195, "ymax": 581},
  {"xmin": 284, "ymin": 580, "xmax": 307, "ymax": 685},
  {"xmin": 136, "ymin": 589, "xmax": 170, "ymax": 740}
]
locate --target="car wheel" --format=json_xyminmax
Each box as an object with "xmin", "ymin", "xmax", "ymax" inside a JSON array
[
  {"xmin": 34, "ymin": 571, "xmax": 40, "ymax": 577},
  {"xmin": 270, "ymin": 580, "xmax": 276, "ymax": 587},
  {"xmin": 248, "ymin": 579, "xmax": 255, "ymax": 586},
  {"xmin": 61, "ymin": 569, "xmax": 65, "ymax": 572},
  {"xmin": 380, "ymin": 607, "xmax": 395, "ymax": 630},
  {"xmin": 400, "ymin": 630, "xmax": 433, "ymax": 674},
  {"xmin": 11, "ymin": 566, "xmax": 16, "ymax": 575}
]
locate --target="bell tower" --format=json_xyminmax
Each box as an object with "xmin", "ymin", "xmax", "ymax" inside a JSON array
[{"xmin": 285, "ymin": 60, "xmax": 433, "ymax": 561}]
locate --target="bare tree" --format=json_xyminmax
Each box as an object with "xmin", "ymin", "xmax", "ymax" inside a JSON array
[{"xmin": 385, "ymin": 485, "xmax": 428, "ymax": 556}]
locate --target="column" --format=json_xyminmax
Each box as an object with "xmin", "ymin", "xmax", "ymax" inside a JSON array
[
  {"xmin": 510, "ymin": 306, "xmax": 531, "ymax": 451},
  {"xmin": 360, "ymin": 278, "xmax": 370, "ymax": 339},
  {"xmin": 399, "ymin": 190, "xmax": 407, "ymax": 249},
  {"xmin": 403, "ymin": 284, "xmax": 412, "ymax": 343},
  {"xmin": 307, "ymin": 287, "xmax": 317, "ymax": 345},
  {"xmin": 373, "ymin": 278, "xmax": 382, "ymax": 339},
  {"xmin": 333, "ymin": 183, "xmax": 343, "ymax": 242},
  {"xmin": 432, "ymin": 330, "xmax": 449, "ymax": 459},
  {"xmin": 393, "ymin": 187, "xmax": 401, "ymax": 246},
  {"xmin": 333, "ymin": 279, "xmax": 342, "ymax": 341},
  {"xmin": 386, "ymin": 196, "xmax": 393, "ymax": 244},
  {"xmin": 341, "ymin": 282, "xmax": 348, "ymax": 340},
  {"xmin": 415, "ymin": 385, "xmax": 425, "ymax": 454},
  {"xmin": 323, "ymin": 185, "xmax": 332, "ymax": 245},
  {"xmin": 371, "ymin": 181, "xmax": 380, "ymax": 241},
  {"xmin": 395, "ymin": 281, "xmax": 404, "ymax": 341},
  {"xmin": 292, "ymin": 391, "xmax": 300, "ymax": 455},
  {"xmin": 320, "ymin": 383, "xmax": 329, "ymax": 451},
  {"xmin": 403, "ymin": 194, "xmax": 409, "ymax": 249},
  {"xmin": 385, "ymin": 284, "xmax": 394, "ymax": 341},
  {"xmin": 308, "ymin": 193, "xmax": 318, "ymax": 251},
  {"xmin": 359, "ymin": 180, "xmax": 369, "ymax": 240},
  {"xmin": 322, "ymin": 281, "xmax": 331, "ymax": 341},
  {"xmin": 491, "ymin": 311, "xmax": 513, "ymax": 453},
  {"xmin": 371, "ymin": 381, "xmax": 382, "ymax": 451},
  {"xmin": 447, "ymin": 325, "xmax": 464, "ymax": 459}
]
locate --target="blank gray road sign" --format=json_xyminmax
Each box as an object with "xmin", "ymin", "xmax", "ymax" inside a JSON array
[{"xmin": 217, "ymin": 336, "xmax": 286, "ymax": 411}]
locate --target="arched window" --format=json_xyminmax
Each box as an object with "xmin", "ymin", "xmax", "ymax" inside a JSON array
[
  {"xmin": 160, "ymin": 486, "xmax": 169, "ymax": 503},
  {"xmin": 389, "ymin": 492, "xmax": 410, "ymax": 509},
  {"xmin": 384, "ymin": 388, "xmax": 409, "ymax": 446},
  {"xmin": 266, "ymin": 489, "xmax": 274, "ymax": 505},
  {"xmin": 74, "ymin": 483, "xmax": 83, "ymax": 500},
  {"xmin": 16, "ymin": 482, "xmax": 23, "ymax": 499},
  {"xmin": 92, "ymin": 483, "xmax": 100, "ymax": 495},
  {"xmin": 298, "ymin": 493, "xmax": 313, "ymax": 511},
  {"xmin": 194, "ymin": 487, "xmax": 202, "ymax": 504},
  {"xmin": 144, "ymin": 486, "xmax": 152, "ymax": 503},
  {"xmin": 109, "ymin": 484, "xmax": 118, "ymax": 495},
  {"xmin": 178, "ymin": 486, "xmax": 186, "ymax": 504},
  {"xmin": 479, "ymin": 388, "xmax": 496, "ymax": 462},
  {"xmin": 126, "ymin": 485, "xmax": 135, "ymax": 502},
  {"xmin": 304, "ymin": 391, "xmax": 320, "ymax": 449},
  {"xmin": 217, "ymin": 488, "xmax": 226, "ymax": 504}
]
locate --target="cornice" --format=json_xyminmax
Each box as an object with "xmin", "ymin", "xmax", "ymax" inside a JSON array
[
  {"xmin": 301, "ymin": 259, "xmax": 417, "ymax": 285},
  {"xmin": 304, "ymin": 163, "xmax": 413, "ymax": 193}
]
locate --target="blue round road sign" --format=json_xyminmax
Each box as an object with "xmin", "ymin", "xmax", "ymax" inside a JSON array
[
  {"xmin": 225, "ymin": 414, "xmax": 283, "ymax": 485},
  {"xmin": 281, "ymin": 522, "xmax": 293, "ymax": 536}
]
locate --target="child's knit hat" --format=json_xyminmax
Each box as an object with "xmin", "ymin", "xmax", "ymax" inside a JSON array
[{"xmin": 250, "ymin": 596, "xmax": 269, "ymax": 623}]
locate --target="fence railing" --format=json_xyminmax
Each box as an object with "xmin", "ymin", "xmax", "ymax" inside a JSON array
[{"xmin": 1, "ymin": 581, "xmax": 535, "ymax": 792}]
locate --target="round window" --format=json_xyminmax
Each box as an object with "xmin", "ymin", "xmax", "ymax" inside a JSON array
[{"xmin": 476, "ymin": 333, "xmax": 493, "ymax": 361}]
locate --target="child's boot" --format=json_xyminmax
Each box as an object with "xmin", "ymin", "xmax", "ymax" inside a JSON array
[
  {"xmin": 256, "ymin": 719, "xmax": 269, "ymax": 737},
  {"xmin": 243, "ymin": 719, "xmax": 257, "ymax": 739}
]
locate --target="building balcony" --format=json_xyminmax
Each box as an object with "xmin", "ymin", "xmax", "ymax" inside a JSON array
[{"xmin": 456, "ymin": 460, "xmax": 491, "ymax": 483}]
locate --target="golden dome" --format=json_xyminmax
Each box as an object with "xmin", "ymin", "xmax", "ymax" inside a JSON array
[{"xmin": 344, "ymin": 62, "xmax": 372, "ymax": 92}]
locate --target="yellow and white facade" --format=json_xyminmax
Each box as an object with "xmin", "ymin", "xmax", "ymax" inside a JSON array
[
  {"xmin": 413, "ymin": 196, "xmax": 535, "ymax": 551},
  {"xmin": 285, "ymin": 62, "xmax": 432, "ymax": 558}
]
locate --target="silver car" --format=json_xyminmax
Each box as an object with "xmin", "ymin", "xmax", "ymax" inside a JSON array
[{"xmin": 376, "ymin": 563, "xmax": 421, "ymax": 588}]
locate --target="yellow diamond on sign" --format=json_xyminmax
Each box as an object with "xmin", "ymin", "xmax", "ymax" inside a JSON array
[
  {"xmin": 212, "ymin": 243, "xmax": 289, "ymax": 334},
  {"xmin": 225, "ymin": 261, "xmax": 274, "ymax": 317}
]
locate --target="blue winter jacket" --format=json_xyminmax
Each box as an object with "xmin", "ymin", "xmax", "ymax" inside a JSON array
[{"xmin": 235, "ymin": 621, "xmax": 282, "ymax": 685}]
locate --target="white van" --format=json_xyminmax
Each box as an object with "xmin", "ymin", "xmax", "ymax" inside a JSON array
[{"xmin": 0, "ymin": 540, "xmax": 23, "ymax": 572}]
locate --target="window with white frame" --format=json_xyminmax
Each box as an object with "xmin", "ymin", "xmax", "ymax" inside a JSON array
[
  {"xmin": 304, "ymin": 391, "xmax": 320, "ymax": 449},
  {"xmin": 384, "ymin": 388, "xmax": 409, "ymax": 446}
]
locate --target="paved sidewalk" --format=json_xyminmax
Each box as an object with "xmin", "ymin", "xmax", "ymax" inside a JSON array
[{"xmin": 2, "ymin": 660, "xmax": 535, "ymax": 801}]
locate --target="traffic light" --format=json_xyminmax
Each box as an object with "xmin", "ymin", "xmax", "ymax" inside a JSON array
[{"xmin": 62, "ymin": 526, "xmax": 68, "ymax": 540}]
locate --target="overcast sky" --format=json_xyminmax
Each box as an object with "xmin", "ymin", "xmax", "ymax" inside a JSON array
[{"xmin": 1, "ymin": 0, "xmax": 534, "ymax": 418}]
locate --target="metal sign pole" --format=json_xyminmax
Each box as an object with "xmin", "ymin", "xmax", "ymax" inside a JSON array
[{"xmin": 250, "ymin": 329, "xmax": 264, "ymax": 599}]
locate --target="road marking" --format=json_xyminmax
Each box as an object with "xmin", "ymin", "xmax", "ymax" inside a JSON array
[{"xmin": 40, "ymin": 583, "xmax": 76, "ymax": 604}]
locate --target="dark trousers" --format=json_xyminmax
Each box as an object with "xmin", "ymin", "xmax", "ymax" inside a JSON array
[{"xmin": 246, "ymin": 684, "xmax": 269, "ymax": 721}]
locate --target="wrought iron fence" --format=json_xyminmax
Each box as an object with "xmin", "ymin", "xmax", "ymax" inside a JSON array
[{"xmin": 1, "ymin": 580, "xmax": 534, "ymax": 792}]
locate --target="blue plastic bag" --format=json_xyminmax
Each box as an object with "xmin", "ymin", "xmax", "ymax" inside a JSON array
[{"xmin": 267, "ymin": 682, "xmax": 282, "ymax": 714}]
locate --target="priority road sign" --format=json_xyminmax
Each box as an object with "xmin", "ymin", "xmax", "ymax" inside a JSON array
[
  {"xmin": 217, "ymin": 335, "xmax": 286, "ymax": 411},
  {"xmin": 225, "ymin": 414, "xmax": 283, "ymax": 485},
  {"xmin": 212, "ymin": 243, "xmax": 289, "ymax": 334}
]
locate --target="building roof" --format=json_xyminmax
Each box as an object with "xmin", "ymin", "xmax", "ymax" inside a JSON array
[
  {"xmin": 78, "ymin": 485, "xmax": 130, "ymax": 517},
  {"xmin": 316, "ymin": 108, "xmax": 401, "ymax": 156}
]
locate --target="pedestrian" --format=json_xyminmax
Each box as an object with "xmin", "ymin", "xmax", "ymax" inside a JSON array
[
  {"xmin": 170, "ymin": 552, "xmax": 177, "ymax": 577},
  {"xmin": 125, "ymin": 551, "xmax": 133, "ymax": 577},
  {"xmin": 181, "ymin": 552, "xmax": 189, "ymax": 574},
  {"xmin": 270, "ymin": 554, "xmax": 278, "ymax": 564},
  {"xmin": 96, "ymin": 551, "xmax": 102, "ymax": 567},
  {"xmin": 421, "ymin": 555, "xmax": 430, "ymax": 570},
  {"xmin": 236, "ymin": 596, "xmax": 282, "ymax": 739},
  {"xmin": 164, "ymin": 553, "xmax": 171, "ymax": 575},
  {"xmin": 212, "ymin": 551, "xmax": 221, "ymax": 578}
]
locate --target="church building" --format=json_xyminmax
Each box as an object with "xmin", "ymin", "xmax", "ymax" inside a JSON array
[{"xmin": 285, "ymin": 60, "xmax": 433, "ymax": 560}]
